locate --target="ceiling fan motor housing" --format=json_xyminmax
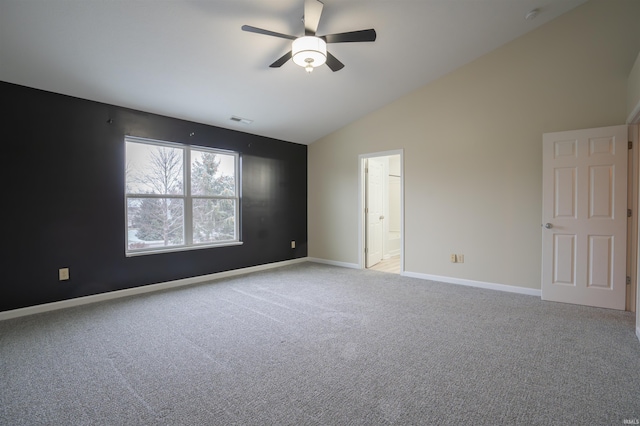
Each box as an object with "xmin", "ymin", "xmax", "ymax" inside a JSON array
[{"xmin": 292, "ymin": 36, "xmax": 327, "ymax": 68}]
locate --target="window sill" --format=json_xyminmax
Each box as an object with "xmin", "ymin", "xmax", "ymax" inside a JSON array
[{"xmin": 126, "ymin": 241, "xmax": 243, "ymax": 257}]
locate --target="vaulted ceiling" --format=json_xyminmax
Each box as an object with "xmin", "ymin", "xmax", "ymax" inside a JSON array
[{"xmin": 0, "ymin": 0, "xmax": 587, "ymax": 144}]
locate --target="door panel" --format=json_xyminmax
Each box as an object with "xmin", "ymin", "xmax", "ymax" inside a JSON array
[
  {"xmin": 542, "ymin": 125, "xmax": 627, "ymax": 310},
  {"xmin": 554, "ymin": 167, "xmax": 576, "ymax": 218},
  {"xmin": 366, "ymin": 158, "xmax": 384, "ymax": 267},
  {"xmin": 587, "ymin": 235, "xmax": 612, "ymax": 288},
  {"xmin": 553, "ymin": 233, "xmax": 575, "ymax": 285}
]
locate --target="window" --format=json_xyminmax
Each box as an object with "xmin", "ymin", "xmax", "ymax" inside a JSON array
[{"xmin": 125, "ymin": 136, "xmax": 240, "ymax": 255}]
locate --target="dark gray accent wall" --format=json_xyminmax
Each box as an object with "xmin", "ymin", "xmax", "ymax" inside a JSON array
[{"xmin": 2, "ymin": 81, "xmax": 307, "ymax": 312}]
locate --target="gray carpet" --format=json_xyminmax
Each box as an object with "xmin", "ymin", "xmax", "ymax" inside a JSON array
[{"xmin": 1, "ymin": 262, "xmax": 639, "ymax": 425}]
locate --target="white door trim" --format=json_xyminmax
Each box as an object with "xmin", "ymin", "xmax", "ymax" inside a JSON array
[
  {"xmin": 631, "ymin": 124, "xmax": 640, "ymax": 341},
  {"xmin": 628, "ymin": 125, "xmax": 638, "ymax": 313},
  {"xmin": 358, "ymin": 149, "xmax": 404, "ymax": 273}
]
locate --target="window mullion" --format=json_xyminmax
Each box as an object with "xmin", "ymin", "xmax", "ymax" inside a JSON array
[
  {"xmin": 184, "ymin": 147, "xmax": 193, "ymax": 245},
  {"xmin": 235, "ymin": 153, "xmax": 240, "ymax": 240}
]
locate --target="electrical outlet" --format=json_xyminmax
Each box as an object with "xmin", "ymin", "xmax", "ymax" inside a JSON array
[
  {"xmin": 291, "ymin": 240, "xmax": 296, "ymax": 249},
  {"xmin": 59, "ymin": 268, "xmax": 70, "ymax": 281},
  {"xmin": 457, "ymin": 254, "xmax": 464, "ymax": 263},
  {"xmin": 450, "ymin": 254, "xmax": 457, "ymax": 263}
]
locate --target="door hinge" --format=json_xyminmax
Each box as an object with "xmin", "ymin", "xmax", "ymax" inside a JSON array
[
  {"xmin": 627, "ymin": 276, "xmax": 631, "ymax": 285},
  {"xmin": 629, "ymin": 141, "xmax": 633, "ymax": 149},
  {"xmin": 628, "ymin": 209, "xmax": 632, "ymax": 218}
]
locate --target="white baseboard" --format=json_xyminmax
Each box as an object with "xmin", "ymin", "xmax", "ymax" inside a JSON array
[
  {"xmin": 307, "ymin": 258, "xmax": 540, "ymax": 297},
  {"xmin": 0, "ymin": 257, "xmax": 308, "ymax": 321},
  {"xmin": 402, "ymin": 271, "xmax": 542, "ymax": 297},
  {"xmin": 307, "ymin": 257, "xmax": 360, "ymax": 269}
]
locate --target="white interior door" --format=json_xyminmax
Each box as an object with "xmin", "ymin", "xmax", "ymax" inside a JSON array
[
  {"xmin": 366, "ymin": 158, "xmax": 384, "ymax": 267},
  {"xmin": 542, "ymin": 125, "xmax": 628, "ymax": 310}
]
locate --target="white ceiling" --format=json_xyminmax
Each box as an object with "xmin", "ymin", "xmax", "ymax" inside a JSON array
[{"xmin": 0, "ymin": 0, "xmax": 587, "ymax": 144}]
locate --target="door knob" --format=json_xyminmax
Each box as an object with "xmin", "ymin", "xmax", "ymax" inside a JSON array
[
  {"xmin": 380, "ymin": 215, "xmax": 385, "ymax": 220},
  {"xmin": 544, "ymin": 223, "xmax": 553, "ymax": 229}
]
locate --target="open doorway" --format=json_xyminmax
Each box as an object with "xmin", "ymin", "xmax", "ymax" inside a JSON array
[{"xmin": 359, "ymin": 151, "xmax": 403, "ymax": 274}]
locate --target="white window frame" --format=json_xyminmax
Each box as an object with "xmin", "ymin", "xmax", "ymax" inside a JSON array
[{"xmin": 125, "ymin": 136, "xmax": 241, "ymax": 257}]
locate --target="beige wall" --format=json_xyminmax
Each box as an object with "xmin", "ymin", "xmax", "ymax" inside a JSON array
[
  {"xmin": 629, "ymin": 52, "xmax": 640, "ymax": 122},
  {"xmin": 309, "ymin": 0, "xmax": 640, "ymax": 290}
]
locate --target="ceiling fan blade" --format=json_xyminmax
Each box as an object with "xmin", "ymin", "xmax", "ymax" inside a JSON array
[
  {"xmin": 323, "ymin": 29, "xmax": 377, "ymax": 43},
  {"xmin": 241, "ymin": 25, "xmax": 296, "ymax": 40},
  {"xmin": 304, "ymin": 0, "xmax": 324, "ymax": 36},
  {"xmin": 269, "ymin": 51, "xmax": 293, "ymax": 68},
  {"xmin": 325, "ymin": 52, "xmax": 344, "ymax": 72}
]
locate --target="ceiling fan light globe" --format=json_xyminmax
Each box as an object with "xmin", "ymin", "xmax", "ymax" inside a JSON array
[{"xmin": 292, "ymin": 36, "xmax": 327, "ymax": 69}]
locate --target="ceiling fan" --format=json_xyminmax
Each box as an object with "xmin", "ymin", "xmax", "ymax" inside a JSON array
[{"xmin": 241, "ymin": 0, "xmax": 376, "ymax": 73}]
